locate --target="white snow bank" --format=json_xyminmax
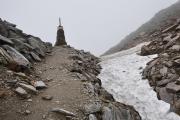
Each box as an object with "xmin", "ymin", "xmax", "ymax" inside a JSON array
[{"xmin": 99, "ymin": 43, "xmax": 180, "ymax": 120}]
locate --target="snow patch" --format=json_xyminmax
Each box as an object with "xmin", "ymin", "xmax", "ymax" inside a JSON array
[{"xmin": 99, "ymin": 43, "xmax": 180, "ymax": 120}]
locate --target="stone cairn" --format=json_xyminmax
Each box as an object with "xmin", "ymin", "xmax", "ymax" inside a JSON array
[{"xmin": 55, "ymin": 18, "xmax": 67, "ymax": 46}]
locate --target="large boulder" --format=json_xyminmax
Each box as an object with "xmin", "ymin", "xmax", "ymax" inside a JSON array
[
  {"xmin": 0, "ymin": 34, "xmax": 14, "ymax": 45},
  {"xmin": 27, "ymin": 36, "xmax": 46, "ymax": 57},
  {"xmin": 2, "ymin": 45, "xmax": 30, "ymax": 71}
]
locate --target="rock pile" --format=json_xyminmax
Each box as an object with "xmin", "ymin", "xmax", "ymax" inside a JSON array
[
  {"xmin": 0, "ymin": 18, "xmax": 52, "ymax": 71},
  {"xmin": 0, "ymin": 18, "xmax": 52, "ymax": 98},
  {"xmin": 141, "ymin": 18, "xmax": 180, "ymax": 114},
  {"xmin": 68, "ymin": 48, "xmax": 141, "ymax": 120}
]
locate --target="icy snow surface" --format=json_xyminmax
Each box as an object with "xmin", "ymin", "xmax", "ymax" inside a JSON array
[{"xmin": 99, "ymin": 43, "xmax": 180, "ymax": 120}]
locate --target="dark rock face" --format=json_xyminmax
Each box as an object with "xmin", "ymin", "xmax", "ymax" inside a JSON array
[
  {"xmin": 141, "ymin": 19, "xmax": 180, "ymax": 114},
  {"xmin": 55, "ymin": 26, "xmax": 67, "ymax": 46},
  {"xmin": 0, "ymin": 18, "xmax": 52, "ymax": 71}
]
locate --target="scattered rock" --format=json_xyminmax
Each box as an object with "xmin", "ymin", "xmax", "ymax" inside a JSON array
[
  {"xmin": 24, "ymin": 110, "xmax": 31, "ymax": 115},
  {"xmin": 162, "ymin": 23, "xmax": 178, "ymax": 33},
  {"xmin": 42, "ymin": 114, "xmax": 46, "ymax": 119},
  {"xmin": 165, "ymin": 35, "xmax": 180, "ymax": 49},
  {"xmin": 15, "ymin": 87, "xmax": 28, "ymax": 97},
  {"xmin": 0, "ymin": 47, "xmax": 13, "ymax": 65},
  {"xmin": 14, "ymin": 72, "xmax": 28, "ymax": 79},
  {"xmin": 27, "ymin": 99, "xmax": 32, "ymax": 102},
  {"xmin": 50, "ymin": 108, "xmax": 76, "ymax": 116},
  {"xmin": 19, "ymin": 83, "xmax": 37, "ymax": 94},
  {"xmin": 166, "ymin": 82, "xmax": 180, "ymax": 93},
  {"xmin": 102, "ymin": 104, "xmax": 141, "ymax": 120},
  {"xmin": 157, "ymin": 87, "xmax": 173, "ymax": 103},
  {"xmin": 174, "ymin": 99, "xmax": 180, "ymax": 110},
  {"xmin": 100, "ymin": 89, "xmax": 115, "ymax": 102},
  {"xmin": 157, "ymin": 79, "xmax": 172, "ymax": 87},
  {"xmin": 159, "ymin": 66, "xmax": 168, "ymax": 77},
  {"xmin": 176, "ymin": 78, "xmax": 180, "ymax": 85},
  {"xmin": 84, "ymin": 102, "xmax": 101, "ymax": 114},
  {"xmin": 141, "ymin": 45, "xmax": 150, "ymax": 56},
  {"xmin": 0, "ymin": 34, "xmax": 13, "ymax": 45},
  {"xmin": 170, "ymin": 45, "xmax": 180, "ymax": 51},
  {"xmin": 174, "ymin": 59, "xmax": 180, "ymax": 65},
  {"xmin": 89, "ymin": 114, "xmax": 97, "ymax": 120},
  {"xmin": 30, "ymin": 52, "xmax": 41, "ymax": 62},
  {"xmin": 102, "ymin": 107, "xmax": 112, "ymax": 120},
  {"xmin": 6, "ymin": 80, "xmax": 17, "ymax": 85},
  {"xmin": 42, "ymin": 95, "xmax": 53, "ymax": 100},
  {"xmin": 0, "ymin": 90, "xmax": 7, "ymax": 98},
  {"xmin": 34, "ymin": 81, "xmax": 47, "ymax": 89}
]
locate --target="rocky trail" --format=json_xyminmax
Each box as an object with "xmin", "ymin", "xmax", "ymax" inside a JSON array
[
  {"xmin": 0, "ymin": 46, "xmax": 99, "ymax": 120},
  {"xmin": 0, "ymin": 45, "xmax": 141, "ymax": 120}
]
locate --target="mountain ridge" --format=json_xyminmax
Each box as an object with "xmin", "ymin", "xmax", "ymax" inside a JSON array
[{"xmin": 103, "ymin": 0, "xmax": 180, "ymax": 56}]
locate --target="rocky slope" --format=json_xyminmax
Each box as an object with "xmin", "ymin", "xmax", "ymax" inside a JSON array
[
  {"xmin": 103, "ymin": 0, "xmax": 180, "ymax": 56},
  {"xmin": 140, "ymin": 18, "xmax": 180, "ymax": 115},
  {"xmin": 0, "ymin": 19, "xmax": 141, "ymax": 120}
]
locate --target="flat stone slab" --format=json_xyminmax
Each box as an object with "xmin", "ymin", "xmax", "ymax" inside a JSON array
[
  {"xmin": 30, "ymin": 52, "xmax": 41, "ymax": 62},
  {"xmin": 166, "ymin": 82, "xmax": 180, "ymax": 93},
  {"xmin": 3, "ymin": 45, "xmax": 30, "ymax": 69},
  {"xmin": 50, "ymin": 108, "xmax": 76, "ymax": 116},
  {"xmin": 0, "ymin": 34, "xmax": 13, "ymax": 45},
  {"xmin": 19, "ymin": 83, "xmax": 37, "ymax": 93},
  {"xmin": 15, "ymin": 87, "xmax": 28, "ymax": 96}
]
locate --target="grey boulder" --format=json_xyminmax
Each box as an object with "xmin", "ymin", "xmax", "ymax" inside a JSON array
[{"xmin": 2, "ymin": 45, "xmax": 30, "ymax": 70}]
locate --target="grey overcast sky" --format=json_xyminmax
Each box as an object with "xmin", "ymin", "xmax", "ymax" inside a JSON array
[{"xmin": 0, "ymin": 0, "xmax": 178, "ymax": 55}]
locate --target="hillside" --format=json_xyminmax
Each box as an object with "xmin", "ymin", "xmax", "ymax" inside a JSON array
[{"xmin": 103, "ymin": 0, "xmax": 180, "ymax": 55}]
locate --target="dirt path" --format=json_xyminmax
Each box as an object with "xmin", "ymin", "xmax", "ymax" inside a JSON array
[{"xmin": 0, "ymin": 46, "xmax": 95, "ymax": 120}]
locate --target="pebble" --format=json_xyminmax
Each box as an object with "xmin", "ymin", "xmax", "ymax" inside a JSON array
[
  {"xmin": 15, "ymin": 87, "xmax": 28, "ymax": 96},
  {"xmin": 42, "ymin": 95, "xmax": 53, "ymax": 100},
  {"xmin": 42, "ymin": 114, "xmax": 46, "ymax": 119},
  {"xmin": 24, "ymin": 110, "xmax": 31, "ymax": 115},
  {"xmin": 19, "ymin": 83, "xmax": 37, "ymax": 93},
  {"xmin": 27, "ymin": 99, "xmax": 32, "ymax": 102}
]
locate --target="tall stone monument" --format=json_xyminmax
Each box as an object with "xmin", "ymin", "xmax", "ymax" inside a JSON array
[{"xmin": 55, "ymin": 18, "xmax": 67, "ymax": 46}]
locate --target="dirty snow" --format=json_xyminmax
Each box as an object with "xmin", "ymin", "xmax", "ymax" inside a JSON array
[{"xmin": 99, "ymin": 43, "xmax": 180, "ymax": 120}]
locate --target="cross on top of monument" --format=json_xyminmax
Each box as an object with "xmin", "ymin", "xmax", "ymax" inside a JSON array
[{"xmin": 59, "ymin": 17, "xmax": 62, "ymax": 26}]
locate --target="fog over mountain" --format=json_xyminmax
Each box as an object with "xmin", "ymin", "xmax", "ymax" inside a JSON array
[
  {"xmin": 0, "ymin": 0, "xmax": 177, "ymax": 55},
  {"xmin": 104, "ymin": 0, "xmax": 180, "ymax": 55}
]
